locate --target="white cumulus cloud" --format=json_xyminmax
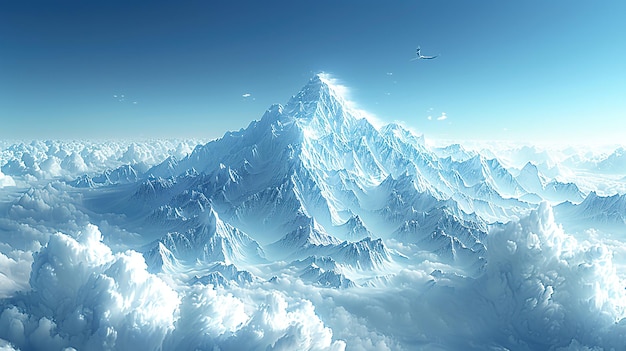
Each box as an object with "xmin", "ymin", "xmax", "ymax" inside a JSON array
[
  {"xmin": 0, "ymin": 224, "xmax": 180, "ymax": 351},
  {"xmin": 0, "ymin": 224, "xmax": 346, "ymax": 351}
]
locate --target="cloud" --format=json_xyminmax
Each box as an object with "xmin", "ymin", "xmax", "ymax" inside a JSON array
[
  {"xmin": 113, "ymin": 94, "xmax": 132, "ymax": 103},
  {"xmin": 0, "ymin": 140, "xmax": 205, "ymax": 185},
  {"xmin": 0, "ymin": 339, "xmax": 18, "ymax": 351},
  {"xmin": 386, "ymin": 72, "xmax": 393, "ymax": 76},
  {"xmin": 317, "ymin": 72, "xmax": 349, "ymax": 98},
  {"xmin": 0, "ymin": 224, "xmax": 346, "ymax": 351},
  {"xmin": 305, "ymin": 204, "xmax": 626, "ymax": 350},
  {"xmin": 0, "ymin": 224, "xmax": 179, "ymax": 350},
  {"xmin": 390, "ymin": 120, "xmax": 424, "ymax": 139},
  {"xmin": 352, "ymin": 108, "xmax": 385, "ymax": 130},
  {"xmin": 0, "ymin": 249, "xmax": 31, "ymax": 298},
  {"xmin": 317, "ymin": 72, "xmax": 385, "ymax": 129},
  {"xmin": 437, "ymin": 112, "xmax": 447, "ymax": 121},
  {"xmin": 242, "ymin": 93, "xmax": 251, "ymax": 98},
  {"xmin": 0, "ymin": 170, "xmax": 15, "ymax": 188},
  {"xmin": 1, "ymin": 191, "xmax": 625, "ymax": 350},
  {"xmin": 3, "ymin": 138, "xmax": 626, "ymax": 350},
  {"xmin": 472, "ymin": 203, "xmax": 626, "ymax": 348}
]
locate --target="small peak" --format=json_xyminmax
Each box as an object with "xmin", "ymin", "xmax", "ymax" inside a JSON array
[
  {"xmin": 293, "ymin": 75, "xmax": 334, "ymax": 101},
  {"xmin": 316, "ymin": 73, "xmax": 350, "ymax": 99},
  {"xmin": 312, "ymin": 72, "xmax": 338, "ymax": 88},
  {"xmin": 521, "ymin": 161, "xmax": 538, "ymax": 173},
  {"xmin": 258, "ymin": 103, "xmax": 284, "ymax": 123},
  {"xmin": 310, "ymin": 73, "xmax": 325, "ymax": 85},
  {"xmin": 266, "ymin": 103, "xmax": 283, "ymax": 114}
]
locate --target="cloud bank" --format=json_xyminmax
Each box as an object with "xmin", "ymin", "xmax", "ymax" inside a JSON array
[
  {"xmin": 1, "ymin": 140, "xmax": 203, "ymax": 186},
  {"xmin": 1, "ymin": 204, "xmax": 624, "ymax": 350},
  {"xmin": 0, "ymin": 225, "xmax": 346, "ymax": 351}
]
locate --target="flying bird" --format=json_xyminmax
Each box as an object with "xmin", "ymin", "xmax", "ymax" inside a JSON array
[{"xmin": 411, "ymin": 46, "xmax": 439, "ymax": 60}]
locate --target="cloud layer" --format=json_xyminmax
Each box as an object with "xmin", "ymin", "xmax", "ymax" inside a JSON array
[
  {"xmin": 1, "ymin": 139, "xmax": 626, "ymax": 350},
  {"xmin": 0, "ymin": 225, "xmax": 346, "ymax": 351},
  {"xmin": 1, "ymin": 204, "xmax": 624, "ymax": 350}
]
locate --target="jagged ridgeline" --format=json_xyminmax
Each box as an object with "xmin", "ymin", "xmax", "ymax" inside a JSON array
[{"xmin": 80, "ymin": 74, "xmax": 585, "ymax": 286}]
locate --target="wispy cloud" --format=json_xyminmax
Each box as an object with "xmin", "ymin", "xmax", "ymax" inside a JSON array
[
  {"xmin": 392, "ymin": 120, "xmax": 423, "ymax": 137},
  {"xmin": 113, "ymin": 93, "xmax": 132, "ymax": 103},
  {"xmin": 318, "ymin": 72, "xmax": 349, "ymax": 98},
  {"xmin": 242, "ymin": 93, "xmax": 251, "ymax": 98},
  {"xmin": 437, "ymin": 113, "xmax": 447, "ymax": 121},
  {"xmin": 318, "ymin": 72, "xmax": 385, "ymax": 129}
]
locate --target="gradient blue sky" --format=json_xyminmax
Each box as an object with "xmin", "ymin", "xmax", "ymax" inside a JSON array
[{"xmin": 2, "ymin": 1, "xmax": 625, "ymax": 144}]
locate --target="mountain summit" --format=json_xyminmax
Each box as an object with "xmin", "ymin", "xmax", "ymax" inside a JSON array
[{"xmin": 283, "ymin": 74, "xmax": 362, "ymax": 139}]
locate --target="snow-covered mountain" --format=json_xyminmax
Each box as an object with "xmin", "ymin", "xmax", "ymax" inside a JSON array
[
  {"xmin": 143, "ymin": 204, "xmax": 265, "ymax": 269},
  {"xmin": 2, "ymin": 74, "xmax": 626, "ymax": 351},
  {"xmin": 73, "ymin": 74, "xmax": 603, "ymax": 281},
  {"xmin": 0, "ymin": 140, "xmax": 202, "ymax": 184},
  {"xmin": 106, "ymin": 75, "xmax": 503, "ymax": 275},
  {"xmin": 293, "ymin": 256, "xmax": 356, "ymax": 288},
  {"xmin": 597, "ymin": 147, "xmax": 626, "ymax": 174},
  {"xmin": 516, "ymin": 161, "xmax": 584, "ymax": 203},
  {"xmin": 555, "ymin": 191, "xmax": 626, "ymax": 230}
]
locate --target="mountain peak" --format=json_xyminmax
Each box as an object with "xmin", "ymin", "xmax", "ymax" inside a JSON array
[
  {"xmin": 305, "ymin": 73, "xmax": 346, "ymax": 99},
  {"xmin": 283, "ymin": 74, "xmax": 361, "ymax": 141},
  {"xmin": 286, "ymin": 74, "xmax": 349, "ymax": 113}
]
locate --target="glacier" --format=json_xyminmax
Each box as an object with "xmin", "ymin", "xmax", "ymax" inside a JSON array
[{"xmin": 0, "ymin": 74, "xmax": 625, "ymax": 350}]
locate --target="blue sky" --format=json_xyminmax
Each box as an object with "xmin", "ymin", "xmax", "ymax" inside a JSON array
[{"xmin": 1, "ymin": 1, "xmax": 625, "ymax": 144}]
